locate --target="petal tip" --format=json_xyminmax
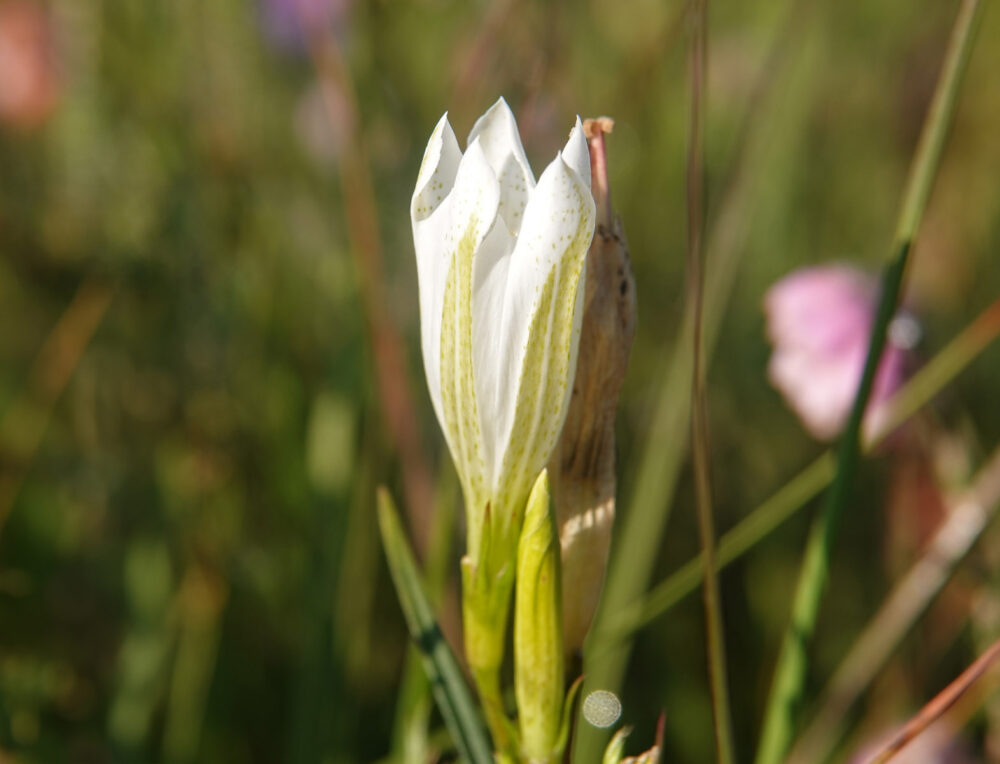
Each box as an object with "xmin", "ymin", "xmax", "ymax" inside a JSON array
[
  {"xmin": 561, "ymin": 117, "xmax": 592, "ymax": 191},
  {"xmin": 492, "ymin": 95, "xmax": 513, "ymax": 113},
  {"xmin": 412, "ymin": 112, "xmax": 461, "ymax": 220}
]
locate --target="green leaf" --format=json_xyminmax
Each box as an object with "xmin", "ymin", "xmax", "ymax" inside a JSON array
[{"xmin": 377, "ymin": 487, "xmax": 493, "ymax": 764}]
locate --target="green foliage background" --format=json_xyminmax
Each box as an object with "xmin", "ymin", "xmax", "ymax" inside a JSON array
[{"xmin": 1, "ymin": 0, "xmax": 999, "ymax": 761}]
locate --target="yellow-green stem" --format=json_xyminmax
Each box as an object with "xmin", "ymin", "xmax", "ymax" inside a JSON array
[
  {"xmin": 470, "ymin": 662, "xmax": 511, "ymax": 753},
  {"xmin": 463, "ymin": 553, "xmax": 516, "ymax": 755}
]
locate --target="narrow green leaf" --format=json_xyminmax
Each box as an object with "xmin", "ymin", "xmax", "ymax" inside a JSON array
[
  {"xmin": 377, "ymin": 487, "xmax": 493, "ymax": 764},
  {"xmin": 390, "ymin": 462, "xmax": 459, "ymax": 764}
]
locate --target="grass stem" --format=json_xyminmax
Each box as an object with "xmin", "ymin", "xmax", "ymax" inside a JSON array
[{"xmin": 687, "ymin": 0, "xmax": 736, "ymax": 758}]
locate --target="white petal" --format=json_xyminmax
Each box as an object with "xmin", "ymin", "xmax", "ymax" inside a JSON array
[
  {"xmin": 412, "ymin": 113, "xmax": 461, "ymax": 222},
  {"xmin": 484, "ymin": 153, "xmax": 596, "ymax": 511},
  {"xmin": 561, "ymin": 116, "xmax": 592, "ymax": 191},
  {"xmin": 413, "ymin": 199, "xmax": 452, "ymax": 431},
  {"xmin": 412, "ymin": 114, "xmax": 462, "ymax": 436},
  {"xmin": 468, "ymin": 97, "xmax": 536, "ymax": 235},
  {"xmin": 444, "ymin": 138, "xmax": 501, "ymax": 255},
  {"xmin": 470, "ymin": 221, "xmax": 516, "ymax": 491},
  {"xmin": 435, "ymin": 139, "xmax": 503, "ymax": 509}
]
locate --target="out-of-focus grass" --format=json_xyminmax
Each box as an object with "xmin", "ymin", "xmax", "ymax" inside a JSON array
[{"xmin": 0, "ymin": 0, "xmax": 998, "ymax": 761}]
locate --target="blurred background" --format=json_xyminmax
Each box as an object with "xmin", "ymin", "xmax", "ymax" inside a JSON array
[{"xmin": 0, "ymin": 0, "xmax": 998, "ymax": 761}]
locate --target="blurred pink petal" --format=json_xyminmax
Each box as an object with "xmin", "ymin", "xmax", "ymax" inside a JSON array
[
  {"xmin": 0, "ymin": 0, "xmax": 59, "ymax": 130},
  {"xmin": 764, "ymin": 264, "xmax": 914, "ymax": 442}
]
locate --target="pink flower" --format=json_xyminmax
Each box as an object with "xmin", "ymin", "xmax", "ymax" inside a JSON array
[
  {"xmin": 764, "ymin": 264, "xmax": 917, "ymax": 442},
  {"xmin": 0, "ymin": 0, "xmax": 59, "ymax": 130}
]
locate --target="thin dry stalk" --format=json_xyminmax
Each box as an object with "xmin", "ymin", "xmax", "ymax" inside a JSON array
[
  {"xmin": 864, "ymin": 637, "xmax": 1000, "ymax": 764},
  {"xmin": 686, "ymin": 0, "xmax": 735, "ymax": 758}
]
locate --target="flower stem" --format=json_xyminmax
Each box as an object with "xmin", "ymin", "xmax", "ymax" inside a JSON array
[
  {"xmin": 866, "ymin": 636, "xmax": 1000, "ymax": 764},
  {"xmin": 463, "ymin": 553, "xmax": 517, "ymax": 755},
  {"xmin": 754, "ymin": 2, "xmax": 985, "ymax": 762},
  {"xmin": 471, "ymin": 663, "xmax": 512, "ymax": 754}
]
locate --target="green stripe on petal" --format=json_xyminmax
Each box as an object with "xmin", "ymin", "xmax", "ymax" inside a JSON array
[
  {"xmin": 497, "ymin": 195, "xmax": 593, "ymax": 532},
  {"xmin": 440, "ymin": 219, "xmax": 489, "ymax": 548}
]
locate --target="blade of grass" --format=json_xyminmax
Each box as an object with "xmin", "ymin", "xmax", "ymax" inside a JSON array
[
  {"xmin": 686, "ymin": 0, "xmax": 735, "ymax": 758},
  {"xmin": 391, "ymin": 464, "xmax": 459, "ymax": 763},
  {"xmin": 377, "ymin": 488, "xmax": 492, "ymax": 764},
  {"xmin": 604, "ymin": 293, "xmax": 1000, "ymax": 642},
  {"xmin": 788, "ymin": 445, "xmax": 1000, "ymax": 763},
  {"xmin": 754, "ymin": 2, "xmax": 985, "ymax": 761}
]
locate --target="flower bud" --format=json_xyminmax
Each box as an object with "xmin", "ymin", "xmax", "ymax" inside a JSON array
[
  {"xmin": 411, "ymin": 98, "xmax": 595, "ymax": 561},
  {"xmin": 413, "ymin": 101, "xmax": 596, "ymax": 733},
  {"xmin": 515, "ymin": 469, "xmax": 563, "ymax": 762}
]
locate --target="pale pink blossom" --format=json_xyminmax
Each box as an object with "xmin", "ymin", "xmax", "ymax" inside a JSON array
[{"xmin": 764, "ymin": 264, "xmax": 917, "ymax": 442}]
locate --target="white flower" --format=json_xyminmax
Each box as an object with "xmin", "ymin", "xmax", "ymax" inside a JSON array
[{"xmin": 411, "ymin": 98, "xmax": 595, "ymax": 557}]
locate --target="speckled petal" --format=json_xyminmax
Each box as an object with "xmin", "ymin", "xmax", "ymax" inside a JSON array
[
  {"xmin": 412, "ymin": 113, "xmax": 461, "ymax": 222},
  {"xmin": 436, "ymin": 138, "xmax": 501, "ymax": 510},
  {"xmin": 412, "ymin": 114, "xmax": 462, "ymax": 431},
  {"xmin": 481, "ymin": 153, "xmax": 595, "ymax": 517}
]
